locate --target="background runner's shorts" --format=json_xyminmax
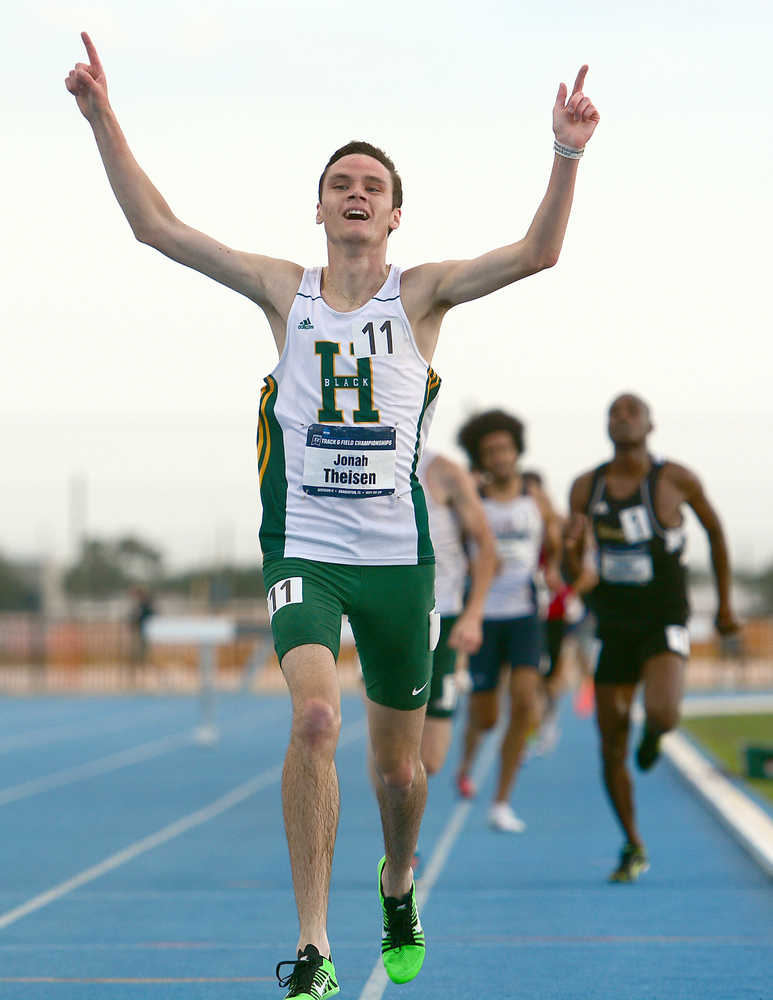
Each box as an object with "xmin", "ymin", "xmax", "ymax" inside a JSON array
[
  {"xmin": 426, "ymin": 615, "xmax": 459, "ymax": 720},
  {"xmin": 263, "ymin": 557, "xmax": 435, "ymax": 711},
  {"xmin": 468, "ymin": 614, "xmax": 543, "ymax": 694},
  {"xmin": 594, "ymin": 622, "xmax": 690, "ymax": 686}
]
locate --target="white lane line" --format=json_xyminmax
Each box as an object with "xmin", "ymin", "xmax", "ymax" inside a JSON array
[
  {"xmin": 0, "ymin": 717, "xmax": 366, "ymax": 931},
  {"xmin": 357, "ymin": 719, "xmax": 505, "ymax": 1000},
  {"xmin": 0, "ymin": 699, "xmax": 293, "ymax": 807},
  {"xmin": 681, "ymin": 693, "xmax": 773, "ymax": 717},
  {"xmin": 0, "ymin": 732, "xmax": 192, "ymax": 807},
  {"xmin": 0, "ymin": 704, "xmax": 182, "ymax": 755},
  {"xmin": 663, "ymin": 730, "xmax": 773, "ymax": 878}
]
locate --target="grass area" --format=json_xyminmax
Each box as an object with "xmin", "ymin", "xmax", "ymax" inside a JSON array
[{"xmin": 681, "ymin": 714, "xmax": 773, "ymax": 807}]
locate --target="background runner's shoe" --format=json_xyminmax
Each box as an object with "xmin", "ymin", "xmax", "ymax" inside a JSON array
[
  {"xmin": 573, "ymin": 676, "xmax": 595, "ymax": 718},
  {"xmin": 378, "ymin": 856, "xmax": 426, "ymax": 984},
  {"xmin": 609, "ymin": 843, "xmax": 649, "ymax": 883},
  {"xmin": 456, "ymin": 773, "xmax": 476, "ymax": 799},
  {"xmin": 635, "ymin": 727, "xmax": 662, "ymax": 771},
  {"xmin": 275, "ymin": 944, "xmax": 339, "ymax": 999},
  {"xmin": 488, "ymin": 801, "xmax": 526, "ymax": 833},
  {"xmin": 533, "ymin": 713, "xmax": 561, "ymax": 756}
]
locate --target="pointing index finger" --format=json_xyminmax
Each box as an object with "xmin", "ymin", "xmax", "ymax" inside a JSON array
[
  {"xmin": 571, "ymin": 64, "xmax": 588, "ymax": 96},
  {"xmin": 81, "ymin": 31, "xmax": 102, "ymax": 71}
]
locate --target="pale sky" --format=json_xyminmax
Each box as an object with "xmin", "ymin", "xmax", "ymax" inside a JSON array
[{"xmin": 3, "ymin": 0, "xmax": 772, "ymax": 573}]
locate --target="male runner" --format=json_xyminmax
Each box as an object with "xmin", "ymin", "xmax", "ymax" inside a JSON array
[
  {"xmin": 417, "ymin": 451, "xmax": 497, "ymax": 778},
  {"xmin": 66, "ymin": 33, "xmax": 599, "ymax": 998},
  {"xmin": 455, "ymin": 411, "xmax": 562, "ymax": 831},
  {"xmin": 566, "ymin": 393, "xmax": 740, "ymax": 882}
]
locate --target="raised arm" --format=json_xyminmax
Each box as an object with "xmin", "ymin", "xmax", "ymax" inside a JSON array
[
  {"xmin": 403, "ymin": 65, "xmax": 600, "ymax": 330},
  {"xmin": 65, "ymin": 33, "xmax": 300, "ymax": 337}
]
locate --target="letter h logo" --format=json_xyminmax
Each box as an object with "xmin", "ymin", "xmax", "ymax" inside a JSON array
[{"xmin": 315, "ymin": 341, "xmax": 379, "ymax": 423}]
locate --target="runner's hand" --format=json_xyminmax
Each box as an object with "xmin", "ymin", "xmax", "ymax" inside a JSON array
[
  {"xmin": 553, "ymin": 65, "xmax": 599, "ymax": 149},
  {"xmin": 564, "ymin": 513, "xmax": 588, "ymax": 556},
  {"xmin": 715, "ymin": 606, "xmax": 741, "ymax": 636},
  {"xmin": 65, "ymin": 32, "xmax": 109, "ymax": 121},
  {"xmin": 448, "ymin": 613, "xmax": 483, "ymax": 655}
]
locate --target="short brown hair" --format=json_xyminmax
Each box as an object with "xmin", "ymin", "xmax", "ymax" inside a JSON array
[{"xmin": 318, "ymin": 141, "xmax": 403, "ymax": 210}]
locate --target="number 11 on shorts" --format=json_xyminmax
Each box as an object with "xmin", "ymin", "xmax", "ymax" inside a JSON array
[{"xmin": 267, "ymin": 577, "xmax": 303, "ymax": 621}]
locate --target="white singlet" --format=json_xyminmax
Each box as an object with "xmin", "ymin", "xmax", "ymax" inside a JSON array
[
  {"xmin": 481, "ymin": 491, "xmax": 543, "ymax": 620},
  {"xmin": 258, "ymin": 266, "xmax": 441, "ymax": 566},
  {"xmin": 417, "ymin": 451, "xmax": 466, "ymax": 617}
]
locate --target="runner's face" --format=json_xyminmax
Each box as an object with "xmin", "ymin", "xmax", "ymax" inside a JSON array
[
  {"xmin": 316, "ymin": 155, "xmax": 400, "ymax": 243},
  {"xmin": 477, "ymin": 430, "xmax": 519, "ymax": 482},
  {"xmin": 608, "ymin": 395, "xmax": 651, "ymax": 446}
]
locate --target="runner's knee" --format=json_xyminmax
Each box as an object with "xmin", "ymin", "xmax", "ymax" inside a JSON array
[
  {"xmin": 646, "ymin": 703, "xmax": 680, "ymax": 734},
  {"xmin": 292, "ymin": 698, "xmax": 340, "ymax": 750},
  {"xmin": 374, "ymin": 754, "xmax": 420, "ymax": 789},
  {"xmin": 601, "ymin": 738, "xmax": 628, "ymax": 771},
  {"xmin": 422, "ymin": 751, "xmax": 442, "ymax": 777},
  {"xmin": 470, "ymin": 696, "xmax": 498, "ymax": 731},
  {"xmin": 510, "ymin": 689, "xmax": 540, "ymax": 727},
  {"xmin": 599, "ymin": 717, "xmax": 630, "ymax": 767}
]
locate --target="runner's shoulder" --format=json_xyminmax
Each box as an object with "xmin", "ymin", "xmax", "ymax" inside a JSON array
[
  {"xmin": 399, "ymin": 260, "xmax": 461, "ymax": 315},
  {"xmin": 569, "ymin": 468, "xmax": 597, "ymax": 511},
  {"xmin": 658, "ymin": 459, "xmax": 702, "ymax": 498},
  {"xmin": 426, "ymin": 453, "xmax": 470, "ymax": 504},
  {"xmin": 248, "ymin": 256, "xmax": 304, "ymax": 313}
]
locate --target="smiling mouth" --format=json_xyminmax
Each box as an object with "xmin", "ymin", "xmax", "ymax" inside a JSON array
[{"xmin": 343, "ymin": 210, "xmax": 369, "ymax": 220}]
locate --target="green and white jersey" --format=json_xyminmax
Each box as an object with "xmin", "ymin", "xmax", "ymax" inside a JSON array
[{"xmin": 258, "ymin": 266, "xmax": 441, "ymax": 565}]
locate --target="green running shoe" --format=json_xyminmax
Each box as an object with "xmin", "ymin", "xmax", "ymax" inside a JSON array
[
  {"xmin": 275, "ymin": 943, "xmax": 339, "ymax": 999},
  {"xmin": 609, "ymin": 843, "xmax": 650, "ymax": 883},
  {"xmin": 378, "ymin": 856, "xmax": 426, "ymax": 984}
]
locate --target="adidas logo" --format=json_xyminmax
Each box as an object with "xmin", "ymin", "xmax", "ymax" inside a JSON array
[{"xmin": 298, "ymin": 317, "xmax": 314, "ymax": 330}]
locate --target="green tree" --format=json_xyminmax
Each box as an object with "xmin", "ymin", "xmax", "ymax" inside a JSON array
[
  {"xmin": 64, "ymin": 535, "xmax": 164, "ymax": 598},
  {"xmin": 751, "ymin": 564, "xmax": 773, "ymax": 614},
  {"xmin": 0, "ymin": 553, "xmax": 40, "ymax": 611},
  {"xmin": 160, "ymin": 564, "xmax": 265, "ymax": 603}
]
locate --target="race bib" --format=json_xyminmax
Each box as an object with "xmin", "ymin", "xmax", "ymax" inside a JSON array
[
  {"xmin": 619, "ymin": 505, "xmax": 653, "ymax": 543},
  {"xmin": 351, "ymin": 317, "xmax": 408, "ymax": 358},
  {"xmin": 429, "ymin": 608, "xmax": 441, "ymax": 651},
  {"xmin": 436, "ymin": 674, "xmax": 459, "ymax": 713},
  {"xmin": 665, "ymin": 526, "xmax": 686, "ymax": 553},
  {"xmin": 302, "ymin": 424, "xmax": 396, "ymax": 498},
  {"xmin": 600, "ymin": 548, "xmax": 654, "ymax": 585},
  {"xmin": 666, "ymin": 625, "xmax": 690, "ymax": 657},
  {"xmin": 267, "ymin": 577, "xmax": 303, "ymax": 621}
]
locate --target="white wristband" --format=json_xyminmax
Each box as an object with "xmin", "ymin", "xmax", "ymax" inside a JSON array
[{"xmin": 554, "ymin": 139, "xmax": 584, "ymax": 159}]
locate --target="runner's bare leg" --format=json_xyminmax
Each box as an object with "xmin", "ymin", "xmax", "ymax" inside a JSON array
[{"xmin": 281, "ymin": 644, "xmax": 341, "ymax": 956}]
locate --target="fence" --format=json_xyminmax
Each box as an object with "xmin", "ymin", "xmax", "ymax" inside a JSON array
[{"xmin": 0, "ymin": 612, "xmax": 771, "ymax": 695}]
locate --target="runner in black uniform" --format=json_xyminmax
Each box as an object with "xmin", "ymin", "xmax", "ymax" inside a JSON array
[{"xmin": 566, "ymin": 393, "xmax": 740, "ymax": 882}]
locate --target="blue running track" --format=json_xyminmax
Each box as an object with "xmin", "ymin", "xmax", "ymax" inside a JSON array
[{"xmin": 0, "ymin": 693, "xmax": 770, "ymax": 999}]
